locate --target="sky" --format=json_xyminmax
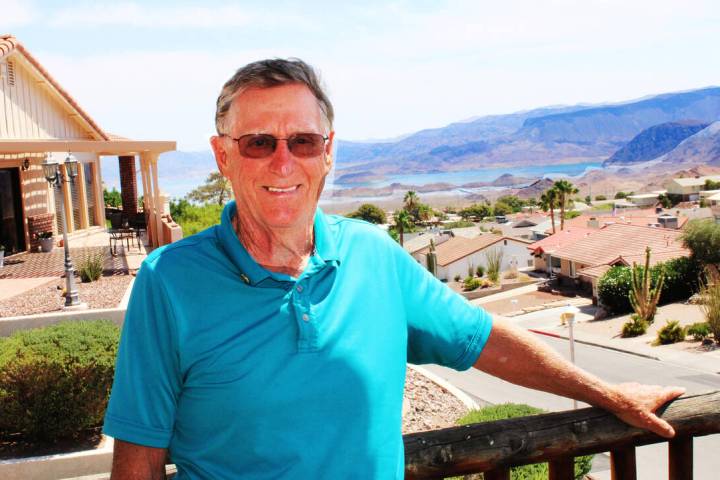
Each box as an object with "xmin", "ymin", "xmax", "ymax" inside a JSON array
[{"xmin": 4, "ymin": 0, "xmax": 720, "ymax": 151}]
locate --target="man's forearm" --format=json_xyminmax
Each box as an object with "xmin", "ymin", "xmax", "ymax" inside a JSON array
[
  {"xmin": 111, "ymin": 439, "xmax": 167, "ymax": 480},
  {"xmin": 473, "ymin": 317, "xmax": 684, "ymax": 437}
]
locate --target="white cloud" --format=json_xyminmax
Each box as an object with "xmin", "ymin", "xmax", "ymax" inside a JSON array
[{"xmin": 2, "ymin": 0, "xmax": 36, "ymax": 27}]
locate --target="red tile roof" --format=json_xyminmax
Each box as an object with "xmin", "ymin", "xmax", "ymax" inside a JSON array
[
  {"xmin": 527, "ymin": 226, "xmax": 596, "ymax": 255},
  {"xmin": 562, "ymin": 209, "xmax": 688, "ymax": 230},
  {"xmin": 0, "ymin": 34, "xmax": 108, "ymax": 140},
  {"xmin": 552, "ymin": 223, "xmax": 688, "ymax": 267},
  {"xmin": 418, "ymin": 234, "xmax": 530, "ymax": 267}
]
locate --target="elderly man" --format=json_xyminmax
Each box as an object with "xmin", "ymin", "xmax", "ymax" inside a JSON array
[{"xmin": 104, "ymin": 59, "xmax": 683, "ymax": 479}]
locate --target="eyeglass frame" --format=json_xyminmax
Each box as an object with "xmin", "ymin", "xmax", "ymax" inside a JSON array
[{"xmin": 219, "ymin": 132, "xmax": 330, "ymax": 159}]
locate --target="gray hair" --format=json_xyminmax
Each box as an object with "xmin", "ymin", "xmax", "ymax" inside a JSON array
[{"xmin": 215, "ymin": 58, "xmax": 334, "ymax": 134}]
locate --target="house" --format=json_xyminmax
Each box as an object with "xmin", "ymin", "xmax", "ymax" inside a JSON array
[
  {"xmin": 549, "ymin": 223, "xmax": 689, "ymax": 303},
  {"xmin": 403, "ymin": 231, "xmax": 453, "ymax": 262},
  {"xmin": 627, "ymin": 193, "xmax": 660, "ymax": 207},
  {"xmin": 416, "ymin": 234, "xmax": 533, "ymax": 281},
  {"xmin": 0, "ymin": 34, "xmax": 177, "ymax": 254},
  {"xmin": 667, "ymin": 175, "xmax": 720, "ymax": 201},
  {"xmin": 527, "ymin": 227, "xmax": 596, "ymax": 274},
  {"xmin": 563, "ymin": 209, "xmax": 689, "ymax": 231}
]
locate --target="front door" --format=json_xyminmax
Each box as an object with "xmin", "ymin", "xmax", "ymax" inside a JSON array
[{"xmin": 0, "ymin": 168, "xmax": 26, "ymax": 254}]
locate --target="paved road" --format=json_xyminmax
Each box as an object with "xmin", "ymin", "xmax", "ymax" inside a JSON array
[{"xmin": 424, "ymin": 334, "xmax": 720, "ymax": 479}]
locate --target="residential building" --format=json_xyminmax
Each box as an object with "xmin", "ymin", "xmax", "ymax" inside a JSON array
[
  {"xmin": 527, "ymin": 227, "xmax": 596, "ymax": 274},
  {"xmin": 549, "ymin": 224, "xmax": 689, "ymax": 303},
  {"xmin": 416, "ymin": 234, "xmax": 533, "ymax": 281},
  {"xmin": 667, "ymin": 175, "xmax": 720, "ymax": 201},
  {"xmin": 0, "ymin": 34, "xmax": 177, "ymax": 254}
]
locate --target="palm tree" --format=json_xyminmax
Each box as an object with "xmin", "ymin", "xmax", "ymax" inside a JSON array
[
  {"xmin": 553, "ymin": 180, "xmax": 579, "ymax": 231},
  {"xmin": 404, "ymin": 191, "xmax": 419, "ymax": 213},
  {"xmin": 394, "ymin": 209, "xmax": 411, "ymax": 246},
  {"xmin": 539, "ymin": 187, "xmax": 559, "ymax": 234}
]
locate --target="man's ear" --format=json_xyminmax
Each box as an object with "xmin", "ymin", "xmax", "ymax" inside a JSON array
[
  {"xmin": 324, "ymin": 131, "xmax": 335, "ymax": 170},
  {"xmin": 210, "ymin": 135, "xmax": 229, "ymax": 176}
]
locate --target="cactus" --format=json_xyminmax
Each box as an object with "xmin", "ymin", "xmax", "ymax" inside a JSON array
[
  {"xmin": 629, "ymin": 246, "xmax": 664, "ymax": 323},
  {"xmin": 426, "ymin": 239, "xmax": 437, "ymax": 277}
]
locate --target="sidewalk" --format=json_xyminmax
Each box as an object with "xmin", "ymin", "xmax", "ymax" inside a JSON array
[{"xmin": 513, "ymin": 304, "xmax": 720, "ymax": 375}]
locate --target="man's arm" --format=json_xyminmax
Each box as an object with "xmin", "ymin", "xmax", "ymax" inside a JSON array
[
  {"xmin": 474, "ymin": 317, "xmax": 685, "ymax": 438},
  {"xmin": 111, "ymin": 440, "xmax": 167, "ymax": 480}
]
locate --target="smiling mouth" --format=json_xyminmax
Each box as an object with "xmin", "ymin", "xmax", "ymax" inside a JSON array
[{"xmin": 264, "ymin": 185, "xmax": 299, "ymax": 193}]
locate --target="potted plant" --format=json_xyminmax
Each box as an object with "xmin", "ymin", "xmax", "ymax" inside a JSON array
[
  {"xmin": 38, "ymin": 231, "xmax": 55, "ymax": 253},
  {"xmin": 0, "ymin": 243, "xmax": 4, "ymax": 268}
]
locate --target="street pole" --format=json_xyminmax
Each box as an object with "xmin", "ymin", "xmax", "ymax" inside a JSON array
[{"xmin": 563, "ymin": 304, "xmax": 580, "ymax": 409}]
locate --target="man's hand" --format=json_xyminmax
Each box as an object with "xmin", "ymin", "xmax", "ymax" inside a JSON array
[{"xmin": 604, "ymin": 382, "xmax": 685, "ymax": 438}]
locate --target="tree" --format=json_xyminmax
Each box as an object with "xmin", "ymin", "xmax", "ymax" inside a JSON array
[
  {"xmin": 629, "ymin": 247, "xmax": 665, "ymax": 323},
  {"xmin": 394, "ymin": 209, "xmax": 412, "ymax": 247},
  {"xmin": 682, "ymin": 219, "xmax": 720, "ymax": 266},
  {"xmin": 403, "ymin": 191, "xmax": 419, "ymax": 212},
  {"xmin": 187, "ymin": 171, "xmax": 233, "ymax": 205},
  {"xmin": 495, "ymin": 195, "xmax": 525, "ymax": 213},
  {"xmin": 103, "ymin": 187, "xmax": 122, "ymax": 208},
  {"xmin": 704, "ymin": 179, "xmax": 720, "ymax": 190},
  {"xmin": 459, "ymin": 203, "xmax": 491, "ymax": 221},
  {"xmin": 553, "ymin": 179, "xmax": 579, "ymax": 231},
  {"xmin": 539, "ymin": 187, "xmax": 559, "ymax": 234},
  {"xmin": 657, "ymin": 193, "xmax": 673, "ymax": 209},
  {"xmin": 346, "ymin": 204, "xmax": 387, "ymax": 224},
  {"xmin": 492, "ymin": 201, "xmax": 512, "ymax": 216}
]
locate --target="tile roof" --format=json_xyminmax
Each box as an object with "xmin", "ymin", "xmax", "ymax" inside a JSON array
[
  {"xmin": 562, "ymin": 209, "xmax": 688, "ymax": 230},
  {"xmin": 576, "ymin": 264, "xmax": 611, "ymax": 279},
  {"xmin": 577, "ymin": 248, "xmax": 690, "ymax": 279},
  {"xmin": 0, "ymin": 34, "xmax": 108, "ymax": 140},
  {"xmin": 418, "ymin": 234, "xmax": 530, "ymax": 267},
  {"xmin": 527, "ymin": 227, "xmax": 596, "ymax": 254},
  {"xmin": 403, "ymin": 232, "xmax": 451, "ymax": 254},
  {"xmin": 551, "ymin": 223, "xmax": 688, "ymax": 267}
]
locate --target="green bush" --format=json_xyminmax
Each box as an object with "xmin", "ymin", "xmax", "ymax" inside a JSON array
[
  {"xmin": 686, "ymin": 322, "xmax": 710, "ymax": 341},
  {"xmin": 453, "ymin": 404, "xmax": 593, "ymax": 480},
  {"xmin": 621, "ymin": 314, "xmax": 648, "ymax": 338},
  {"xmin": 463, "ymin": 277, "xmax": 482, "ymax": 291},
  {"xmin": 78, "ymin": 252, "xmax": 105, "ymax": 282},
  {"xmin": 0, "ymin": 321, "xmax": 120, "ymax": 443},
  {"xmin": 476, "ymin": 265, "xmax": 485, "ymax": 277},
  {"xmin": 170, "ymin": 201, "xmax": 224, "ymax": 237},
  {"xmin": 655, "ymin": 320, "xmax": 685, "ymax": 345},
  {"xmin": 454, "ymin": 274, "xmax": 462, "ymax": 282},
  {"xmin": 598, "ymin": 258, "xmax": 701, "ymax": 315},
  {"xmin": 594, "ymin": 195, "xmax": 607, "ymax": 201}
]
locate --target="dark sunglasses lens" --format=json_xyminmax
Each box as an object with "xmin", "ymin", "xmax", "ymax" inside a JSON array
[
  {"xmin": 288, "ymin": 134, "xmax": 325, "ymax": 157},
  {"xmin": 240, "ymin": 134, "xmax": 276, "ymax": 158}
]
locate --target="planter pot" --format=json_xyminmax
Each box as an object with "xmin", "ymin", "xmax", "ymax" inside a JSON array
[{"xmin": 39, "ymin": 237, "xmax": 54, "ymax": 253}]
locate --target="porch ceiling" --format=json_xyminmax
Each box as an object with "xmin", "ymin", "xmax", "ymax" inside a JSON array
[{"xmin": 0, "ymin": 139, "xmax": 176, "ymax": 155}]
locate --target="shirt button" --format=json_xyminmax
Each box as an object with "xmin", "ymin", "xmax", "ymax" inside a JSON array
[
  {"xmin": 302, "ymin": 314, "xmax": 310, "ymax": 322},
  {"xmin": 296, "ymin": 285, "xmax": 303, "ymax": 293}
]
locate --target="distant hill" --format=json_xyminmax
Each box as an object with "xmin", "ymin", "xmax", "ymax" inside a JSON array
[
  {"xmin": 335, "ymin": 87, "xmax": 720, "ymax": 177},
  {"xmin": 603, "ymin": 120, "xmax": 710, "ymax": 166},
  {"xmin": 659, "ymin": 121, "xmax": 720, "ymax": 165}
]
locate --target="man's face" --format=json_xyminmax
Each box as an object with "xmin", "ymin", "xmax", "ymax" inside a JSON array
[{"xmin": 211, "ymin": 83, "xmax": 334, "ymax": 231}]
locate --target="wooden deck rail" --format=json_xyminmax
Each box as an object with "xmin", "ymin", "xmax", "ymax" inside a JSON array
[{"xmin": 404, "ymin": 390, "xmax": 720, "ymax": 479}]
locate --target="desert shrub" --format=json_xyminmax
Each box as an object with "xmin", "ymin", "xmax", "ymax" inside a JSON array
[
  {"xmin": 700, "ymin": 266, "xmax": 720, "ymax": 344},
  {"xmin": 463, "ymin": 277, "xmax": 482, "ymax": 291},
  {"xmin": 468, "ymin": 264, "xmax": 475, "ymax": 278},
  {"xmin": 655, "ymin": 320, "xmax": 685, "ymax": 345},
  {"xmin": 682, "ymin": 219, "xmax": 720, "ymax": 266},
  {"xmin": 485, "ymin": 248, "xmax": 504, "ymax": 283},
  {"xmin": 444, "ymin": 221, "xmax": 476, "ymax": 229},
  {"xmin": 455, "ymin": 404, "xmax": 593, "ymax": 480},
  {"xmin": 476, "ymin": 265, "xmax": 485, "ymax": 277},
  {"xmin": 504, "ymin": 270, "xmax": 518, "ymax": 279},
  {"xmin": 454, "ymin": 274, "xmax": 462, "ymax": 282},
  {"xmin": 595, "ymin": 195, "xmax": 607, "ymax": 201},
  {"xmin": 621, "ymin": 314, "xmax": 648, "ymax": 338},
  {"xmin": 0, "ymin": 321, "xmax": 120, "ymax": 443},
  {"xmin": 598, "ymin": 258, "xmax": 701, "ymax": 315},
  {"xmin": 686, "ymin": 322, "xmax": 710, "ymax": 341},
  {"xmin": 78, "ymin": 251, "xmax": 105, "ymax": 282}
]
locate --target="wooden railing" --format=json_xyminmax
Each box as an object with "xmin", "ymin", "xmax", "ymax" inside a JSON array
[{"xmin": 404, "ymin": 390, "xmax": 720, "ymax": 479}]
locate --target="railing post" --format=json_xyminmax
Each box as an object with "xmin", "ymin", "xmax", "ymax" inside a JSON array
[
  {"xmin": 483, "ymin": 467, "xmax": 510, "ymax": 480},
  {"xmin": 669, "ymin": 436, "xmax": 693, "ymax": 480},
  {"xmin": 549, "ymin": 457, "xmax": 575, "ymax": 479},
  {"xmin": 611, "ymin": 446, "xmax": 637, "ymax": 480}
]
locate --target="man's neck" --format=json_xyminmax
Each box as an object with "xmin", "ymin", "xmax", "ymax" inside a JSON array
[{"xmin": 233, "ymin": 213, "xmax": 314, "ymax": 278}]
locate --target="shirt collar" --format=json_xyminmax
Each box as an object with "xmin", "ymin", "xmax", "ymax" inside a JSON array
[{"xmin": 216, "ymin": 201, "xmax": 339, "ymax": 286}]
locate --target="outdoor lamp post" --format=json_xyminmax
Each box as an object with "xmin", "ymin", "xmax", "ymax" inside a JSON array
[
  {"xmin": 42, "ymin": 154, "xmax": 86, "ymax": 309},
  {"xmin": 562, "ymin": 303, "xmax": 581, "ymax": 409}
]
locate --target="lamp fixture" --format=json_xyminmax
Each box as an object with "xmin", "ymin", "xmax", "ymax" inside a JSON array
[{"xmin": 21, "ymin": 158, "xmax": 30, "ymax": 171}]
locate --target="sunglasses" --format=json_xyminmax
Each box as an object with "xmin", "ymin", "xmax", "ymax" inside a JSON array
[{"xmin": 223, "ymin": 133, "xmax": 329, "ymax": 159}]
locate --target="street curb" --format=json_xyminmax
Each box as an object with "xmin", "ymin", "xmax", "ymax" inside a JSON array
[{"xmin": 528, "ymin": 329, "xmax": 661, "ymax": 361}]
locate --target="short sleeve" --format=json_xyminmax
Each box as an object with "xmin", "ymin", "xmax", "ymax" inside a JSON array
[
  {"xmin": 103, "ymin": 260, "xmax": 182, "ymax": 448},
  {"xmin": 390, "ymin": 240, "xmax": 493, "ymax": 370}
]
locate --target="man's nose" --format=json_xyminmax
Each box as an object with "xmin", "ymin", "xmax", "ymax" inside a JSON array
[{"xmin": 267, "ymin": 140, "xmax": 294, "ymax": 176}]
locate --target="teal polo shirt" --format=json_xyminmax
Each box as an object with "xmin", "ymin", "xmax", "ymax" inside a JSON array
[{"xmin": 104, "ymin": 201, "xmax": 492, "ymax": 479}]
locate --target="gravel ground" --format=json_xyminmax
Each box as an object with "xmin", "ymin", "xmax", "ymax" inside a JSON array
[
  {"xmin": 0, "ymin": 274, "xmax": 132, "ymax": 318},
  {"xmin": 402, "ymin": 368, "xmax": 470, "ymax": 434}
]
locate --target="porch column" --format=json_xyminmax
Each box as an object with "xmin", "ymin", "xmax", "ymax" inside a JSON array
[
  {"xmin": 119, "ymin": 155, "xmax": 138, "ymax": 215},
  {"xmin": 139, "ymin": 153, "xmax": 157, "ymax": 247},
  {"xmin": 149, "ymin": 152, "xmax": 164, "ymax": 246}
]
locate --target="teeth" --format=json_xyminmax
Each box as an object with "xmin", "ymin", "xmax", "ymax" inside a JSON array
[{"xmin": 266, "ymin": 186, "xmax": 298, "ymax": 193}]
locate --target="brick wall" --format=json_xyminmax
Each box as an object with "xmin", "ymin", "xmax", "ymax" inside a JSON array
[
  {"xmin": 28, "ymin": 213, "xmax": 55, "ymax": 252},
  {"xmin": 119, "ymin": 155, "xmax": 137, "ymax": 215}
]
